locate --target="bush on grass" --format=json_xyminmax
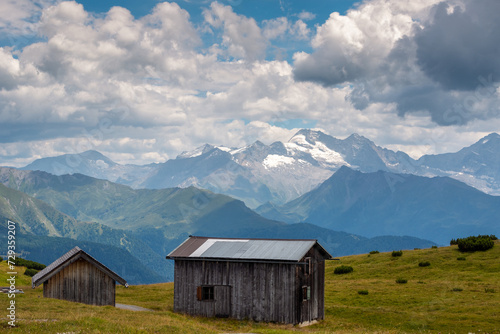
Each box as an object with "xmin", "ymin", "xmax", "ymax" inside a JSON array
[
  {"xmin": 15, "ymin": 257, "xmax": 46, "ymax": 270},
  {"xmin": 391, "ymin": 250, "xmax": 403, "ymax": 257},
  {"xmin": 456, "ymin": 235, "xmax": 494, "ymax": 252},
  {"xmin": 24, "ymin": 268, "xmax": 38, "ymax": 277},
  {"xmin": 451, "ymin": 235, "xmax": 496, "ymax": 250},
  {"xmin": 334, "ymin": 265, "xmax": 354, "ymax": 275},
  {"xmin": 418, "ymin": 261, "xmax": 431, "ymax": 267}
]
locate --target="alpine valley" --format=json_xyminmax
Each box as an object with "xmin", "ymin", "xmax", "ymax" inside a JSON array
[{"xmin": 2, "ymin": 129, "xmax": 499, "ymax": 283}]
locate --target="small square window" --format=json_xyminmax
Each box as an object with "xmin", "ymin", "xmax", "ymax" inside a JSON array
[
  {"xmin": 203, "ymin": 286, "xmax": 214, "ymax": 300},
  {"xmin": 197, "ymin": 286, "xmax": 214, "ymax": 301}
]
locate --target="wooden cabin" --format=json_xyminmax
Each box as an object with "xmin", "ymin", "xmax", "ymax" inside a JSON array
[
  {"xmin": 166, "ymin": 236, "xmax": 332, "ymax": 325},
  {"xmin": 31, "ymin": 246, "xmax": 128, "ymax": 306}
]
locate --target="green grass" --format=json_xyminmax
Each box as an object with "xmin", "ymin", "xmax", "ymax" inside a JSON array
[{"xmin": 1, "ymin": 241, "xmax": 499, "ymax": 333}]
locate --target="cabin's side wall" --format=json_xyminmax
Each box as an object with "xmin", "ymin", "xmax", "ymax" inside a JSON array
[
  {"xmin": 296, "ymin": 246, "xmax": 326, "ymax": 324},
  {"xmin": 173, "ymin": 260, "xmax": 298, "ymax": 323},
  {"xmin": 43, "ymin": 258, "xmax": 115, "ymax": 306}
]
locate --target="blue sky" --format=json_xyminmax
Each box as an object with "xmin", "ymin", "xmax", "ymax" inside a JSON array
[
  {"xmin": 0, "ymin": 0, "xmax": 499, "ymax": 166},
  {"xmin": 80, "ymin": 0, "xmax": 358, "ymax": 22}
]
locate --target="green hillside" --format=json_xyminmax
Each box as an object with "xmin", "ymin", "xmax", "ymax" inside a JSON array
[
  {"xmin": 0, "ymin": 168, "xmax": 278, "ymax": 233},
  {"xmin": 0, "ymin": 183, "xmax": 172, "ymax": 282},
  {"xmin": 1, "ymin": 242, "xmax": 498, "ymax": 333}
]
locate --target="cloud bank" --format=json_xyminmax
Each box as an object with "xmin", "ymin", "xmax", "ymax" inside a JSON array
[
  {"xmin": 294, "ymin": 0, "xmax": 500, "ymax": 126},
  {"xmin": 0, "ymin": 0, "xmax": 499, "ymax": 166}
]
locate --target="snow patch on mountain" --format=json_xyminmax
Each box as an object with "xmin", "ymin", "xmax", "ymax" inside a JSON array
[
  {"xmin": 177, "ymin": 147, "xmax": 205, "ymax": 159},
  {"xmin": 262, "ymin": 155, "xmax": 296, "ymax": 169},
  {"xmin": 95, "ymin": 160, "xmax": 109, "ymax": 169},
  {"xmin": 217, "ymin": 146, "xmax": 233, "ymax": 153},
  {"xmin": 285, "ymin": 134, "xmax": 348, "ymax": 168},
  {"xmin": 229, "ymin": 146, "xmax": 247, "ymax": 155}
]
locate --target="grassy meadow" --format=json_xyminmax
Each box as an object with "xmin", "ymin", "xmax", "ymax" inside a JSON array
[{"xmin": 1, "ymin": 241, "xmax": 499, "ymax": 333}]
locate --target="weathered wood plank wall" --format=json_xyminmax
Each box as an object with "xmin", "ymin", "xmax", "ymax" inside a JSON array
[
  {"xmin": 296, "ymin": 246, "xmax": 326, "ymax": 323},
  {"xmin": 43, "ymin": 258, "xmax": 115, "ymax": 306},
  {"xmin": 174, "ymin": 260, "xmax": 299, "ymax": 323}
]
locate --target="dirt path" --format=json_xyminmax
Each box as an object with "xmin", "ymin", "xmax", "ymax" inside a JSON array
[{"xmin": 115, "ymin": 303, "xmax": 154, "ymax": 312}]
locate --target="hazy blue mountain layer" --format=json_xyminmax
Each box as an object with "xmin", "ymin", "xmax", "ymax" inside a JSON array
[{"xmin": 257, "ymin": 166, "xmax": 500, "ymax": 244}]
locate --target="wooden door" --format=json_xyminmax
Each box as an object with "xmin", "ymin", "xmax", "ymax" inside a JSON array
[{"xmin": 214, "ymin": 285, "xmax": 232, "ymax": 318}]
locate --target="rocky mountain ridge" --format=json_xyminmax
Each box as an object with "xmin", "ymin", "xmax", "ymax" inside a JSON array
[{"xmin": 20, "ymin": 130, "xmax": 500, "ymax": 207}]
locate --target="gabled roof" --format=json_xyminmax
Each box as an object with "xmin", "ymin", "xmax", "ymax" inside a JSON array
[
  {"xmin": 166, "ymin": 236, "xmax": 333, "ymax": 262},
  {"xmin": 32, "ymin": 246, "xmax": 128, "ymax": 289}
]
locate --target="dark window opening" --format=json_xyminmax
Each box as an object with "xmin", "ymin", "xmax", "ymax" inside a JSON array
[
  {"xmin": 302, "ymin": 286, "xmax": 311, "ymax": 301},
  {"xmin": 197, "ymin": 286, "xmax": 214, "ymax": 301}
]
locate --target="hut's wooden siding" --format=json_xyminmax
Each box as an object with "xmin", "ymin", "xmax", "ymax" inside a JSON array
[
  {"xmin": 296, "ymin": 245, "xmax": 326, "ymax": 323},
  {"xmin": 43, "ymin": 258, "xmax": 116, "ymax": 306},
  {"xmin": 174, "ymin": 260, "xmax": 299, "ymax": 323},
  {"xmin": 173, "ymin": 244, "xmax": 327, "ymax": 324}
]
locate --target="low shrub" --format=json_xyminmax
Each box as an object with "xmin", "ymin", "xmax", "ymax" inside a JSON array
[
  {"xmin": 396, "ymin": 278, "xmax": 407, "ymax": 284},
  {"xmin": 24, "ymin": 268, "xmax": 38, "ymax": 277},
  {"xmin": 391, "ymin": 250, "xmax": 403, "ymax": 257},
  {"xmin": 369, "ymin": 250, "xmax": 379, "ymax": 254},
  {"xmin": 15, "ymin": 257, "xmax": 46, "ymax": 270},
  {"xmin": 334, "ymin": 265, "xmax": 354, "ymax": 275},
  {"xmin": 456, "ymin": 235, "xmax": 495, "ymax": 252},
  {"xmin": 485, "ymin": 288, "xmax": 495, "ymax": 293},
  {"xmin": 457, "ymin": 257, "xmax": 466, "ymax": 261},
  {"xmin": 358, "ymin": 290, "xmax": 369, "ymax": 295},
  {"xmin": 431, "ymin": 245, "xmax": 438, "ymax": 249},
  {"xmin": 451, "ymin": 287, "xmax": 463, "ymax": 292},
  {"xmin": 418, "ymin": 261, "xmax": 431, "ymax": 267}
]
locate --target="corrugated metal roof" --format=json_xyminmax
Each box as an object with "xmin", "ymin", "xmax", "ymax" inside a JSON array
[
  {"xmin": 32, "ymin": 246, "xmax": 128, "ymax": 288},
  {"xmin": 167, "ymin": 236, "xmax": 332, "ymax": 262}
]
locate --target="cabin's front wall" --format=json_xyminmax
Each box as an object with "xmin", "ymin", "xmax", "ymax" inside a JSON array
[
  {"xmin": 173, "ymin": 260, "xmax": 299, "ymax": 324},
  {"xmin": 296, "ymin": 246, "xmax": 326, "ymax": 323},
  {"xmin": 43, "ymin": 258, "xmax": 115, "ymax": 306}
]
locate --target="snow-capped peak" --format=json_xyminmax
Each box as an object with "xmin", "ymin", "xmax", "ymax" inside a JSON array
[
  {"xmin": 216, "ymin": 146, "xmax": 233, "ymax": 153},
  {"xmin": 177, "ymin": 144, "xmax": 216, "ymax": 159},
  {"xmin": 285, "ymin": 134, "xmax": 348, "ymax": 168}
]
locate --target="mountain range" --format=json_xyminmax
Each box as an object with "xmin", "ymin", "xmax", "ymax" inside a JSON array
[
  {"xmin": 3, "ymin": 128, "xmax": 499, "ymax": 283},
  {"xmin": 0, "ymin": 167, "xmax": 438, "ymax": 282},
  {"xmin": 256, "ymin": 166, "xmax": 500, "ymax": 245},
  {"xmin": 22, "ymin": 130, "xmax": 500, "ymax": 208}
]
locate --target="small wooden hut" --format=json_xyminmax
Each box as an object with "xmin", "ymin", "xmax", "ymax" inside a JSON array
[
  {"xmin": 32, "ymin": 246, "xmax": 128, "ymax": 306},
  {"xmin": 166, "ymin": 236, "xmax": 332, "ymax": 325}
]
